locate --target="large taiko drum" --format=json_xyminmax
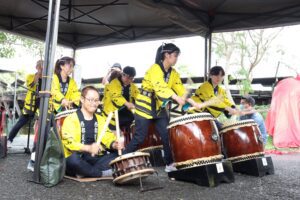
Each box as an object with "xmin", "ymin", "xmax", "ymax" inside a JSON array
[
  {"xmin": 130, "ymin": 122, "xmax": 163, "ymax": 152},
  {"xmin": 55, "ymin": 109, "xmax": 78, "ymax": 136},
  {"xmin": 109, "ymin": 152, "xmax": 155, "ymax": 184},
  {"xmin": 220, "ymin": 119, "xmax": 264, "ymax": 162},
  {"xmin": 168, "ymin": 113, "xmax": 223, "ymax": 169}
]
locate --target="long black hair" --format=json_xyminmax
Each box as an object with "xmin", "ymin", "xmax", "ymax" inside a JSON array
[
  {"xmin": 155, "ymin": 43, "xmax": 180, "ymax": 64},
  {"xmin": 54, "ymin": 56, "xmax": 75, "ymax": 75}
]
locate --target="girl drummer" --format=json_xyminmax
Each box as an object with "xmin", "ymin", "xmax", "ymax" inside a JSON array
[
  {"xmin": 52, "ymin": 56, "xmax": 81, "ymax": 113},
  {"xmin": 191, "ymin": 66, "xmax": 239, "ymax": 129},
  {"xmin": 123, "ymin": 43, "xmax": 201, "ymax": 172}
]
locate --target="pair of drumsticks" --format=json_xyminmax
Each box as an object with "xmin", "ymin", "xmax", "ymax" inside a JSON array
[{"xmin": 95, "ymin": 110, "xmax": 123, "ymax": 156}]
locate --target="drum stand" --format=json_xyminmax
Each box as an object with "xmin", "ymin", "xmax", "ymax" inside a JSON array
[
  {"xmin": 168, "ymin": 160, "xmax": 235, "ymax": 187},
  {"xmin": 231, "ymin": 156, "xmax": 274, "ymax": 177},
  {"xmin": 138, "ymin": 171, "xmax": 163, "ymax": 192}
]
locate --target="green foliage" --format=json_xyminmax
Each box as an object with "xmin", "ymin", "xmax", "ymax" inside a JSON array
[
  {"xmin": 0, "ymin": 32, "xmax": 17, "ymax": 58},
  {"xmin": 235, "ymin": 68, "xmax": 253, "ymax": 95},
  {"xmin": 0, "ymin": 31, "xmax": 44, "ymax": 59}
]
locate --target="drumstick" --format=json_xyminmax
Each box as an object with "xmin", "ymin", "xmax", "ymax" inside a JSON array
[
  {"xmin": 96, "ymin": 112, "xmax": 114, "ymax": 150},
  {"xmin": 114, "ymin": 110, "xmax": 122, "ymax": 156}
]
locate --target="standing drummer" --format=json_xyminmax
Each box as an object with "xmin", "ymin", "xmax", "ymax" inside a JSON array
[
  {"xmin": 62, "ymin": 86, "xmax": 124, "ymax": 178},
  {"xmin": 101, "ymin": 66, "xmax": 139, "ymax": 131},
  {"xmin": 190, "ymin": 66, "xmax": 239, "ymax": 129},
  {"xmin": 7, "ymin": 60, "xmax": 43, "ymax": 146},
  {"xmin": 123, "ymin": 43, "xmax": 201, "ymax": 172}
]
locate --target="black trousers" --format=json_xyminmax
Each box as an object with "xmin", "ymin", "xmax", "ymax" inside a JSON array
[
  {"xmin": 124, "ymin": 114, "xmax": 173, "ymax": 165},
  {"xmin": 66, "ymin": 152, "xmax": 118, "ymax": 177},
  {"xmin": 8, "ymin": 114, "xmax": 34, "ymax": 142}
]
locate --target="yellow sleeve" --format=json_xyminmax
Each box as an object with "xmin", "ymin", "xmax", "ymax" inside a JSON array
[
  {"xmin": 69, "ymin": 79, "xmax": 81, "ymax": 106},
  {"xmin": 96, "ymin": 115, "xmax": 116, "ymax": 150},
  {"xmin": 219, "ymin": 88, "xmax": 234, "ymax": 107},
  {"xmin": 26, "ymin": 74, "xmax": 35, "ymax": 89},
  {"xmin": 107, "ymin": 80, "xmax": 127, "ymax": 108},
  {"xmin": 149, "ymin": 65, "xmax": 175, "ymax": 101},
  {"xmin": 171, "ymin": 70, "xmax": 185, "ymax": 97},
  {"xmin": 61, "ymin": 115, "xmax": 84, "ymax": 152},
  {"xmin": 51, "ymin": 75, "xmax": 65, "ymax": 104}
]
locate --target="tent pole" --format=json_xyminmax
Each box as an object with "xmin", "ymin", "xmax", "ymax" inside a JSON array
[
  {"xmin": 208, "ymin": 32, "xmax": 212, "ymax": 73},
  {"xmin": 33, "ymin": 0, "xmax": 61, "ymax": 183},
  {"xmin": 204, "ymin": 35, "xmax": 208, "ymax": 81}
]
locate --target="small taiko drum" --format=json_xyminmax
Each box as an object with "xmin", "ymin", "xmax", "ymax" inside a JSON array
[
  {"xmin": 109, "ymin": 152, "xmax": 155, "ymax": 184},
  {"xmin": 168, "ymin": 113, "xmax": 223, "ymax": 169},
  {"xmin": 130, "ymin": 122, "xmax": 163, "ymax": 152},
  {"xmin": 220, "ymin": 119, "xmax": 264, "ymax": 162},
  {"xmin": 55, "ymin": 109, "xmax": 78, "ymax": 136}
]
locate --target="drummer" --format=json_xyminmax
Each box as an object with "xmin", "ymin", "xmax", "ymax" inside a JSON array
[
  {"xmin": 101, "ymin": 66, "xmax": 139, "ymax": 131},
  {"xmin": 190, "ymin": 66, "xmax": 239, "ymax": 129},
  {"xmin": 123, "ymin": 43, "xmax": 202, "ymax": 173},
  {"xmin": 51, "ymin": 56, "xmax": 81, "ymax": 113},
  {"xmin": 7, "ymin": 60, "xmax": 43, "ymax": 146},
  {"xmin": 61, "ymin": 86, "xmax": 124, "ymax": 178},
  {"xmin": 27, "ymin": 57, "xmax": 81, "ymax": 171}
]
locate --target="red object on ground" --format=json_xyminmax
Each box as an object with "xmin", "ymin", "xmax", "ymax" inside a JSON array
[{"xmin": 265, "ymin": 75, "xmax": 300, "ymax": 148}]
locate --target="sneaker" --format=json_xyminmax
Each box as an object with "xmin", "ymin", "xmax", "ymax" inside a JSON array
[
  {"xmin": 7, "ymin": 140, "xmax": 12, "ymax": 148},
  {"xmin": 165, "ymin": 163, "xmax": 177, "ymax": 173},
  {"xmin": 101, "ymin": 169, "xmax": 113, "ymax": 177},
  {"xmin": 27, "ymin": 160, "xmax": 35, "ymax": 172}
]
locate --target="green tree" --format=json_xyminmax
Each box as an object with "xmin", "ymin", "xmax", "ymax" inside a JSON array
[{"xmin": 212, "ymin": 28, "xmax": 282, "ymax": 95}]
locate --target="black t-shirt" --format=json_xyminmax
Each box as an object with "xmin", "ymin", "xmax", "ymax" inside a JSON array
[
  {"xmin": 118, "ymin": 82, "xmax": 134, "ymax": 126},
  {"xmin": 84, "ymin": 116, "xmax": 97, "ymax": 144}
]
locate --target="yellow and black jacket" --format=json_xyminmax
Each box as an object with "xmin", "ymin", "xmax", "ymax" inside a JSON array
[
  {"xmin": 102, "ymin": 78, "xmax": 139, "ymax": 128},
  {"xmin": 61, "ymin": 111, "xmax": 116, "ymax": 158},
  {"xmin": 51, "ymin": 74, "xmax": 81, "ymax": 112},
  {"xmin": 191, "ymin": 80, "xmax": 234, "ymax": 118},
  {"xmin": 23, "ymin": 74, "xmax": 41, "ymax": 115},
  {"xmin": 135, "ymin": 63, "xmax": 185, "ymax": 119}
]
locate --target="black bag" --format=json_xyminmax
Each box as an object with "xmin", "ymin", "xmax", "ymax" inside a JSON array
[{"xmin": 39, "ymin": 115, "xmax": 66, "ymax": 187}]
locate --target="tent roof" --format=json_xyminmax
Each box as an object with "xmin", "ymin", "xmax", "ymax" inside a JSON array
[{"xmin": 1, "ymin": 0, "xmax": 300, "ymax": 49}]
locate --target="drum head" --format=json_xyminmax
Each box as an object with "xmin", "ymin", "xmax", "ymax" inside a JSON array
[
  {"xmin": 55, "ymin": 109, "xmax": 78, "ymax": 120},
  {"xmin": 113, "ymin": 168, "xmax": 155, "ymax": 184},
  {"xmin": 109, "ymin": 152, "xmax": 150, "ymax": 166},
  {"xmin": 168, "ymin": 112, "xmax": 214, "ymax": 129},
  {"xmin": 220, "ymin": 119, "xmax": 257, "ymax": 134}
]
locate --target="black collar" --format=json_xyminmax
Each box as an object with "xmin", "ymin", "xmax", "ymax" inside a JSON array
[{"xmin": 158, "ymin": 62, "xmax": 172, "ymax": 83}]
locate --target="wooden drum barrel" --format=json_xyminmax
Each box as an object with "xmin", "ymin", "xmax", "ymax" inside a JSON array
[
  {"xmin": 168, "ymin": 113, "xmax": 223, "ymax": 169},
  {"xmin": 220, "ymin": 119, "xmax": 264, "ymax": 162}
]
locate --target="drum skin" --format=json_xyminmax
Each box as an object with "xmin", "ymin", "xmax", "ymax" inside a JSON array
[
  {"xmin": 221, "ymin": 123, "xmax": 264, "ymax": 158},
  {"xmin": 169, "ymin": 119, "xmax": 221, "ymax": 163},
  {"xmin": 130, "ymin": 122, "xmax": 162, "ymax": 150}
]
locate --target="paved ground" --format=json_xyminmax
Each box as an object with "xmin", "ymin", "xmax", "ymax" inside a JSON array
[{"xmin": 0, "ymin": 136, "xmax": 299, "ymax": 200}]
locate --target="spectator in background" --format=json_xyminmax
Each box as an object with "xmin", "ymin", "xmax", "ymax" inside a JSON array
[
  {"xmin": 101, "ymin": 63, "xmax": 122, "ymax": 85},
  {"xmin": 239, "ymin": 95, "xmax": 268, "ymax": 145}
]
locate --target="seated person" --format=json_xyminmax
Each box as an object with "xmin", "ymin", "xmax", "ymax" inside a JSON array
[
  {"xmin": 52, "ymin": 57, "xmax": 81, "ymax": 113},
  {"xmin": 61, "ymin": 86, "xmax": 124, "ymax": 177},
  {"xmin": 190, "ymin": 66, "xmax": 239, "ymax": 129},
  {"xmin": 101, "ymin": 63, "xmax": 122, "ymax": 85},
  {"xmin": 101, "ymin": 66, "xmax": 139, "ymax": 131},
  {"xmin": 239, "ymin": 95, "xmax": 268, "ymax": 145}
]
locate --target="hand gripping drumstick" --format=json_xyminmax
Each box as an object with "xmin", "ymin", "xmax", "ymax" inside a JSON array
[
  {"xmin": 114, "ymin": 110, "xmax": 122, "ymax": 156},
  {"xmin": 96, "ymin": 112, "xmax": 114, "ymax": 151}
]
